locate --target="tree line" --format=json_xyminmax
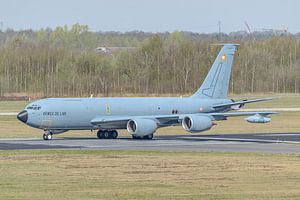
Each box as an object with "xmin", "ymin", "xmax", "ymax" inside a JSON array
[{"xmin": 0, "ymin": 24, "xmax": 299, "ymax": 98}]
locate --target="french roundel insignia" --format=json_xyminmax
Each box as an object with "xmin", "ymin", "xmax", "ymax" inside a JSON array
[{"xmin": 221, "ymin": 54, "xmax": 226, "ymax": 62}]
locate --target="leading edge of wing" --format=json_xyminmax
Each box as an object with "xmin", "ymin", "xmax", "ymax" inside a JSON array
[{"xmin": 90, "ymin": 115, "xmax": 180, "ymax": 126}]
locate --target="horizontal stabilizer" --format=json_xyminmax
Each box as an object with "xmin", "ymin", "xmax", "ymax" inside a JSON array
[
  {"xmin": 212, "ymin": 98, "xmax": 273, "ymax": 109},
  {"xmin": 211, "ymin": 43, "xmax": 240, "ymax": 47}
]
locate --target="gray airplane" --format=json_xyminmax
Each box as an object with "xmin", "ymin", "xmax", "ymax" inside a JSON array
[{"xmin": 17, "ymin": 44, "xmax": 276, "ymax": 140}]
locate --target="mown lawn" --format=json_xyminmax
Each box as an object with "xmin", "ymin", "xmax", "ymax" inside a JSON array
[{"xmin": 0, "ymin": 150, "xmax": 299, "ymax": 200}]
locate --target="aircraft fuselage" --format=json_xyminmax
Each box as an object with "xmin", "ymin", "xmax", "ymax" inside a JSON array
[{"xmin": 20, "ymin": 97, "xmax": 230, "ymax": 130}]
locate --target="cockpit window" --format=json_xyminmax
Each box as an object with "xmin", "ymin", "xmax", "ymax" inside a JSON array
[{"xmin": 27, "ymin": 105, "xmax": 41, "ymax": 110}]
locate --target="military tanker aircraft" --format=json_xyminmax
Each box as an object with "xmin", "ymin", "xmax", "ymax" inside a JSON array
[{"xmin": 17, "ymin": 44, "xmax": 276, "ymax": 140}]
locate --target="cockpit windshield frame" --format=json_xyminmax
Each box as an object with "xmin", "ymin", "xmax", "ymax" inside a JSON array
[{"xmin": 26, "ymin": 104, "xmax": 41, "ymax": 110}]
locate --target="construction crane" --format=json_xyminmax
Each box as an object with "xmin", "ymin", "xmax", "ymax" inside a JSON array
[
  {"xmin": 244, "ymin": 21, "xmax": 256, "ymax": 40},
  {"xmin": 262, "ymin": 25, "xmax": 288, "ymax": 36}
]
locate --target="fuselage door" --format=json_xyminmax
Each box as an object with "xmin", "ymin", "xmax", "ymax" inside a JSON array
[{"xmin": 40, "ymin": 120, "xmax": 52, "ymax": 129}]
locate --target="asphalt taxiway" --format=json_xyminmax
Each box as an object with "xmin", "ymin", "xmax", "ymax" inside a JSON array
[{"xmin": 0, "ymin": 132, "xmax": 299, "ymax": 153}]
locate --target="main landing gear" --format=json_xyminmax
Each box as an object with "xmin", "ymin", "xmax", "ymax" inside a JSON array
[
  {"xmin": 97, "ymin": 130, "xmax": 118, "ymax": 139},
  {"xmin": 132, "ymin": 134, "xmax": 153, "ymax": 140},
  {"xmin": 43, "ymin": 131, "xmax": 53, "ymax": 140}
]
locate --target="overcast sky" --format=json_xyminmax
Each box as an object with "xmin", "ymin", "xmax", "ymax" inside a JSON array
[{"xmin": 0, "ymin": 0, "xmax": 299, "ymax": 33}]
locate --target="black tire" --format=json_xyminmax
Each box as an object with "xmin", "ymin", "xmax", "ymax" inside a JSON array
[
  {"xmin": 103, "ymin": 131, "xmax": 110, "ymax": 139},
  {"xmin": 110, "ymin": 130, "xmax": 118, "ymax": 139},
  {"xmin": 43, "ymin": 134, "xmax": 48, "ymax": 140},
  {"xmin": 97, "ymin": 130, "xmax": 107, "ymax": 139},
  {"xmin": 47, "ymin": 133, "xmax": 53, "ymax": 140},
  {"xmin": 146, "ymin": 134, "xmax": 154, "ymax": 140},
  {"xmin": 143, "ymin": 134, "xmax": 153, "ymax": 140},
  {"xmin": 132, "ymin": 135, "xmax": 144, "ymax": 139},
  {"xmin": 96, "ymin": 130, "xmax": 102, "ymax": 139}
]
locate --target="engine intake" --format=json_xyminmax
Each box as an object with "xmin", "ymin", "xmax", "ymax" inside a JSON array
[
  {"xmin": 127, "ymin": 119, "xmax": 158, "ymax": 137},
  {"xmin": 182, "ymin": 116, "xmax": 213, "ymax": 133}
]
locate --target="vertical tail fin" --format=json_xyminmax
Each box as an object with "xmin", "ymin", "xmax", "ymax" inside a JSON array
[{"xmin": 191, "ymin": 44, "xmax": 239, "ymax": 99}]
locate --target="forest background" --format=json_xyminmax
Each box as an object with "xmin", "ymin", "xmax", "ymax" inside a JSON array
[{"xmin": 0, "ymin": 24, "xmax": 299, "ymax": 98}]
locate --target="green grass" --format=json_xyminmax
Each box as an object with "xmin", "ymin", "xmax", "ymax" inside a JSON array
[
  {"xmin": 0, "ymin": 101, "xmax": 28, "ymax": 112},
  {"xmin": 0, "ymin": 150, "xmax": 299, "ymax": 200}
]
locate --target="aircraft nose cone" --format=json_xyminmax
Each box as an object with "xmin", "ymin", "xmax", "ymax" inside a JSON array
[{"xmin": 17, "ymin": 110, "xmax": 28, "ymax": 123}]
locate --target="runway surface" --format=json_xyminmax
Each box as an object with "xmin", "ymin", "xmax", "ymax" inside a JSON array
[{"xmin": 0, "ymin": 132, "xmax": 299, "ymax": 153}]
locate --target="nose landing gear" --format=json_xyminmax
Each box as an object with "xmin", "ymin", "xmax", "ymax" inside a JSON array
[{"xmin": 43, "ymin": 132, "xmax": 53, "ymax": 140}]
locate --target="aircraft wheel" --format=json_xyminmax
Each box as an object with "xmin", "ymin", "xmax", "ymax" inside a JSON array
[
  {"xmin": 110, "ymin": 130, "xmax": 118, "ymax": 139},
  {"xmin": 132, "ymin": 135, "xmax": 137, "ymax": 139},
  {"xmin": 97, "ymin": 130, "xmax": 108, "ymax": 139},
  {"xmin": 43, "ymin": 132, "xmax": 53, "ymax": 140},
  {"xmin": 103, "ymin": 131, "xmax": 110, "ymax": 139},
  {"xmin": 47, "ymin": 133, "xmax": 53, "ymax": 140},
  {"xmin": 144, "ymin": 134, "xmax": 153, "ymax": 140},
  {"xmin": 132, "ymin": 135, "xmax": 142, "ymax": 139},
  {"xmin": 97, "ymin": 130, "xmax": 103, "ymax": 139}
]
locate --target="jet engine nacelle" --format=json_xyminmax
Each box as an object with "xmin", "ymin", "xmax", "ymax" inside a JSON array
[
  {"xmin": 245, "ymin": 114, "xmax": 271, "ymax": 123},
  {"xmin": 127, "ymin": 118, "xmax": 158, "ymax": 137},
  {"xmin": 182, "ymin": 116, "xmax": 213, "ymax": 133}
]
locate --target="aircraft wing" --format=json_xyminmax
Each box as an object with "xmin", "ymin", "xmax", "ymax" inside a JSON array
[
  {"xmin": 90, "ymin": 111, "xmax": 277, "ymax": 128},
  {"xmin": 90, "ymin": 115, "xmax": 180, "ymax": 128},
  {"xmin": 212, "ymin": 98, "xmax": 272, "ymax": 110}
]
